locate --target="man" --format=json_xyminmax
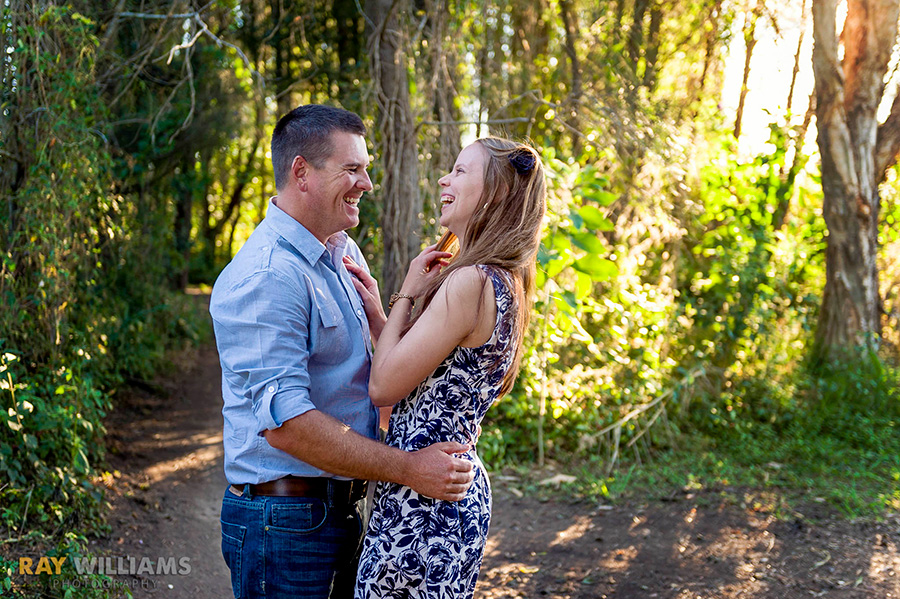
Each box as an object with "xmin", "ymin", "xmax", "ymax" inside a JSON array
[{"xmin": 210, "ymin": 105, "xmax": 474, "ymax": 599}]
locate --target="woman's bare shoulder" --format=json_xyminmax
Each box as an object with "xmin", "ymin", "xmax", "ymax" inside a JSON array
[{"xmin": 441, "ymin": 265, "xmax": 493, "ymax": 298}]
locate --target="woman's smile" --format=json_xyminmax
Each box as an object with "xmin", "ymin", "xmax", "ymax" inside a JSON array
[{"xmin": 437, "ymin": 142, "xmax": 487, "ymax": 237}]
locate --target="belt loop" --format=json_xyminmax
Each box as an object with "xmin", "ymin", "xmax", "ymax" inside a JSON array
[
  {"xmin": 325, "ymin": 479, "xmax": 335, "ymax": 507},
  {"xmin": 244, "ymin": 483, "xmax": 252, "ymax": 498}
]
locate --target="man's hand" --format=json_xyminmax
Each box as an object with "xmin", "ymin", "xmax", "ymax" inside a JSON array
[{"xmin": 401, "ymin": 442, "xmax": 475, "ymax": 502}]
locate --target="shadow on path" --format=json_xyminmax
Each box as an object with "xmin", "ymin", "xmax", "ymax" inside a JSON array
[
  {"xmin": 97, "ymin": 343, "xmax": 230, "ymax": 598},
  {"xmin": 96, "ymin": 334, "xmax": 900, "ymax": 599},
  {"xmin": 478, "ymin": 485, "xmax": 900, "ymax": 598}
]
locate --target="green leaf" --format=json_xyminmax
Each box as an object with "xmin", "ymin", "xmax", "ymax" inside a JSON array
[
  {"xmin": 593, "ymin": 190, "xmax": 618, "ymax": 206},
  {"xmin": 571, "ymin": 231, "xmax": 606, "ymax": 254},
  {"xmin": 550, "ymin": 231, "xmax": 574, "ymax": 254},
  {"xmin": 575, "ymin": 272, "xmax": 593, "ymax": 301},
  {"xmin": 578, "ymin": 205, "xmax": 614, "ymax": 231},
  {"xmin": 545, "ymin": 257, "xmax": 571, "ymax": 279},
  {"xmin": 573, "ymin": 255, "xmax": 618, "ymax": 281},
  {"xmin": 74, "ymin": 447, "xmax": 89, "ymax": 474},
  {"xmin": 537, "ymin": 243, "xmax": 555, "ymax": 266}
]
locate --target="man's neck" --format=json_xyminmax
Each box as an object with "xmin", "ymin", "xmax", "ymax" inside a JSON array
[{"xmin": 273, "ymin": 195, "xmax": 340, "ymax": 246}]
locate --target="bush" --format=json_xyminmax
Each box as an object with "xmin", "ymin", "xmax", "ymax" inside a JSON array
[{"xmin": 0, "ymin": 6, "xmax": 209, "ymax": 596}]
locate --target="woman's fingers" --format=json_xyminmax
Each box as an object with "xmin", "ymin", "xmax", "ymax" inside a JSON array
[
  {"xmin": 343, "ymin": 257, "xmax": 384, "ymax": 316},
  {"xmin": 343, "ymin": 255, "xmax": 366, "ymax": 279},
  {"xmin": 401, "ymin": 247, "xmax": 454, "ymax": 295},
  {"xmin": 349, "ymin": 276, "xmax": 367, "ymax": 295},
  {"xmin": 417, "ymin": 249, "xmax": 454, "ymax": 275}
]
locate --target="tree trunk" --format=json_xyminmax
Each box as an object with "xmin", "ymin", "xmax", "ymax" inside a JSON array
[
  {"xmin": 559, "ymin": 0, "xmax": 583, "ymax": 156},
  {"xmin": 273, "ymin": 0, "xmax": 295, "ymax": 117},
  {"xmin": 786, "ymin": 0, "xmax": 808, "ymax": 115},
  {"xmin": 173, "ymin": 147, "xmax": 195, "ymax": 290},
  {"xmin": 627, "ymin": 0, "xmax": 648, "ymax": 71},
  {"xmin": 366, "ymin": 0, "xmax": 422, "ymax": 303},
  {"xmin": 734, "ymin": 0, "xmax": 761, "ymax": 140},
  {"xmin": 643, "ymin": 2, "xmax": 662, "ymax": 92},
  {"xmin": 428, "ymin": 0, "xmax": 462, "ymax": 169},
  {"xmin": 475, "ymin": 0, "xmax": 490, "ymax": 138},
  {"xmin": 811, "ymin": 0, "xmax": 900, "ymax": 361}
]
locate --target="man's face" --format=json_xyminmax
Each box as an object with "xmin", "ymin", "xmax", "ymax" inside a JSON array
[{"xmin": 304, "ymin": 131, "xmax": 372, "ymax": 241}]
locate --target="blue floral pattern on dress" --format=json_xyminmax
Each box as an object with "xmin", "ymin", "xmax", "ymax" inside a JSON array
[{"xmin": 355, "ymin": 265, "xmax": 517, "ymax": 598}]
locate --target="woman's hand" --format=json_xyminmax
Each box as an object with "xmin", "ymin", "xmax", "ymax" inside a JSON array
[
  {"xmin": 343, "ymin": 256, "xmax": 387, "ymax": 343},
  {"xmin": 399, "ymin": 244, "xmax": 453, "ymax": 298}
]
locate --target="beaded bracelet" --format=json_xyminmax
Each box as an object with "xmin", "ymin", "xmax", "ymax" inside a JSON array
[{"xmin": 388, "ymin": 292, "xmax": 415, "ymax": 309}]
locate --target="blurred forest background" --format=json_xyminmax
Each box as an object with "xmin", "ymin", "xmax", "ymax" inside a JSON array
[{"xmin": 2, "ymin": 0, "xmax": 900, "ymax": 595}]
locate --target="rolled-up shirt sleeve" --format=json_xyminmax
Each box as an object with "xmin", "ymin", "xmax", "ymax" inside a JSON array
[{"xmin": 212, "ymin": 270, "xmax": 315, "ymax": 435}]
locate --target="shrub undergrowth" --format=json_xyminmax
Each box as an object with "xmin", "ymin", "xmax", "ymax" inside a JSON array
[
  {"xmin": 481, "ymin": 126, "xmax": 900, "ymax": 519},
  {"xmin": 1, "ymin": 6, "xmax": 209, "ymax": 597}
]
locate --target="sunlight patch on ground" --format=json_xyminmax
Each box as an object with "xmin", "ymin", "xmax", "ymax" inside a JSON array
[
  {"xmin": 549, "ymin": 515, "xmax": 594, "ymax": 548},
  {"xmin": 149, "ymin": 429, "xmax": 222, "ymax": 445},
  {"xmin": 600, "ymin": 545, "xmax": 638, "ymax": 572},
  {"xmin": 142, "ymin": 431, "xmax": 223, "ymax": 485},
  {"xmin": 867, "ymin": 536, "xmax": 900, "ymax": 582}
]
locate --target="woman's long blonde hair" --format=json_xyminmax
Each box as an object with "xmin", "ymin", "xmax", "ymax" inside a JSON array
[{"xmin": 403, "ymin": 137, "xmax": 547, "ymax": 396}]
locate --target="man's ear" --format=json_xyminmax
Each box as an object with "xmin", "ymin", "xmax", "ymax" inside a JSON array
[{"xmin": 291, "ymin": 155, "xmax": 309, "ymax": 191}]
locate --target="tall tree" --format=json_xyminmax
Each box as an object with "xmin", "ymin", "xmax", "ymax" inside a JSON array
[
  {"xmin": 559, "ymin": 0, "xmax": 583, "ymax": 156},
  {"xmin": 366, "ymin": 0, "xmax": 422, "ymax": 302},
  {"xmin": 812, "ymin": 0, "xmax": 900, "ymax": 360},
  {"xmin": 733, "ymin": 0, "xmax": 762, "ymax": 140}
]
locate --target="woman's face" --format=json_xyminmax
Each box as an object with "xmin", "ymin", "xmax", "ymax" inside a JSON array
[{"xmin": 438, "ymin": 142, "xmax": 487, "ymax": 240}]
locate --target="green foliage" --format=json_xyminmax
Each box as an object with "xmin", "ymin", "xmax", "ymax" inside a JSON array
[
  {"xmin": 675, "ymin": 125, "xmax": 824, "ymax": 433},
  {"xmin": 600, "ymin": 358, "xmax": 900, "ymax": 518},
  {"xmin": 1, "ymin": 5, "xmax": 208, "ymax": 596},
  {"xmin": 2, "ymin": 533, "xmax": 124, "ymax": 599},
  {"xmin": 479, "ymin": 120, "xmax": 900, "ymax": 520},
  {"xmin": 482, "ymin": 119, "xmax": 893, "ymax": 521}
]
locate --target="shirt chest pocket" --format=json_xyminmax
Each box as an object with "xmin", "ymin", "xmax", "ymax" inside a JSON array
[{"xmin": 313, "ymin": 289, "xmax": 341, "ymax": 329}]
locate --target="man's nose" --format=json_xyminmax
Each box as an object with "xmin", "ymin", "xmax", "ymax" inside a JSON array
[{"xmin": 358, "ymin": 171, "xmax": 373, "ymax": 191}]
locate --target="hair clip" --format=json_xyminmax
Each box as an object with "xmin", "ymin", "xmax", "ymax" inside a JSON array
[{"xmin": 508, "ymin": 149, "xmax": 536, "ymax": 175}]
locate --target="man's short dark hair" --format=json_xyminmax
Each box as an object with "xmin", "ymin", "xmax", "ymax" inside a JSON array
[{"xmin": 271, "ymin": 105, "xmax": 367, "ymax": 190}]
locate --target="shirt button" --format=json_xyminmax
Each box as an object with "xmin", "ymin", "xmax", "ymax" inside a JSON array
[
  {"xmin": 267, "ymin": 386, "xmax": 275, "ymax": 393},
  {"xmin": 357, "ymin": 310, "xmax": 363, "ymax": 316}
]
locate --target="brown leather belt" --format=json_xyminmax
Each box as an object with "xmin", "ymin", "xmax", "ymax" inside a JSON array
[{"xmin": 230, "ymin": 477, "xmax": 367, "ymax": 504}]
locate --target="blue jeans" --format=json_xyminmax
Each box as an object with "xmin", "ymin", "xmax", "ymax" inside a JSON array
[{"xmin": 220, "ymin": 486, "xmax": 364, "ymax": 599}]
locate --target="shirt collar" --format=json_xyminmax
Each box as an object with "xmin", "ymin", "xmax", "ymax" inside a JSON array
[{"xmin": 265, "ymin": 198, "xmax": 349, "ymax": 266}]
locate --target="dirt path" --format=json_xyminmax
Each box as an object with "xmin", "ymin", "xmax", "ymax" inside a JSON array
[
  {"xmin": 99, "ymin": 342, "xmax": 900, "ymax": 599},
  {"xmin": 99, "ymin": 344, "xmax": 231, "ymax": 598}
]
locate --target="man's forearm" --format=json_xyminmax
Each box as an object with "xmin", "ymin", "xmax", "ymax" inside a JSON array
[
  {"xmin": 263, "ymin": 409, "xmax": 474, "ymax": 501},
  {"xmin": 263, "ymin": 409, "xmax": 408, "ymax": 482}
]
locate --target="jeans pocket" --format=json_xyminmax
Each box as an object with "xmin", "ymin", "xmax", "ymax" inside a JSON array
[
  {"xmin": 221, "ymin": 519, "xmax": 246, "ymax": 598},
  {"xmin": 264, "ymin": 500, "xmax": 337, "ymax": 595},
  {"xmin": 268, "ymin": 499, "xmax": 328, "ymax": 534}
]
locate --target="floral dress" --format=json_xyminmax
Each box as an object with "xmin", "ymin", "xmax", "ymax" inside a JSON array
[{"xmin": 355, "ymin": 265, "xmax": 517, "ymax": 599}]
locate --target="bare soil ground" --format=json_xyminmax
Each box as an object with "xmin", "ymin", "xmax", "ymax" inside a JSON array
[{"xmin": 95, "ymin": 343, "xmax": 900, "ymax": 598}]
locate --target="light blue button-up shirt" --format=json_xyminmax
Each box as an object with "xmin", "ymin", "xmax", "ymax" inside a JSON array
[{"xmin": 210, "ymin": 199, "xmax": 378, "ymax": 484}]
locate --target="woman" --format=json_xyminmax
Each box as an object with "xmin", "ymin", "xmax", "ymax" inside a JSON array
[{"xmin": 345, "ymin": 137, "xmax": 546, "ymax": 598}]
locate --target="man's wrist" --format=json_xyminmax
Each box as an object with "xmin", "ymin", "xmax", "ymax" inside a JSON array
[{"xmin": 382, "ymin": 447, "xmax": 412, "ymax": 486}]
